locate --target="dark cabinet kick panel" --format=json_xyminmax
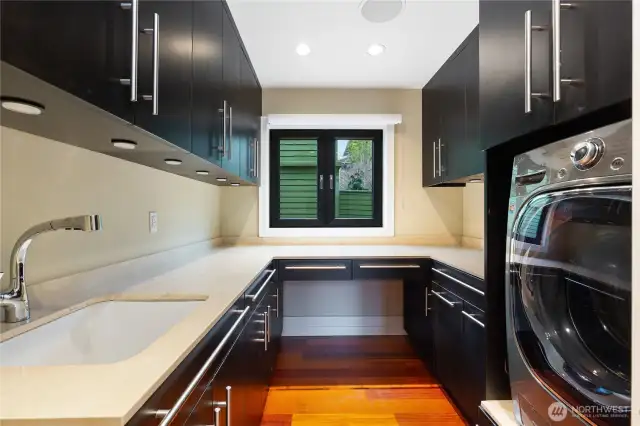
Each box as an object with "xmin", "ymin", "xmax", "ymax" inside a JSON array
[{"xmin": 0, "ymin": 0, "xmax": 262, "ymax": 186}]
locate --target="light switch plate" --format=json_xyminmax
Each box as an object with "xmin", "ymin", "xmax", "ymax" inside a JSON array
[{"xmin": 149, "ymin": 211, "xmax": 158, "ymax": 234}]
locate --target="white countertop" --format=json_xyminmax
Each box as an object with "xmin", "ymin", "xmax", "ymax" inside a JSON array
[
  {"xmin": 0, "ymin": 245, "xmax": 483, "ymax": 425},
  {"xmin": 481, "ymin": 400, "xmax": 518, "ymax": 426}
]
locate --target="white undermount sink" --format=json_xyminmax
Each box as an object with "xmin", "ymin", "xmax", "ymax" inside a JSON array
[{"xmin": 0, "ymin": 300, "xmax": 203, "ymax": 367}]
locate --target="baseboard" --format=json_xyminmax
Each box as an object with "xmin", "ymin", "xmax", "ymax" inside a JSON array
[{"xmin": 283, "ymin": 316, "xmax": 405, "ymax": 336}]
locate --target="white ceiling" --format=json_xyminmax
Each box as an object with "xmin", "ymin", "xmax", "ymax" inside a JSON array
[{"xmin": 226, "ymin": 0, "xmax": 479, "ymax": 89}]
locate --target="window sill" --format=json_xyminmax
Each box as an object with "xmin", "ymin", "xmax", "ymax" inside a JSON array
[{"xmin": 259, "ymin": 226, "xmax": 394, "ymax": 238}]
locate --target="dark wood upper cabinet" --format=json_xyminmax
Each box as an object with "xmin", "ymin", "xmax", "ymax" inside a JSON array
[
  {"xmin": 422, "ymin": 26, "xmax": 482, "ymax": 187},
  {"xmin": 554, "ymin": 0, "xmax": 632, "ymax": 123},
  {"xmin": 135, "ymin": 1, "xmax": 193, "ymax": 152},
  {"xmin": 191, "ymin": 0, "xmax": 225, "ymax": 167},
  {"xmin": 0, "ymin": 1, "xmax": 134, "ymax": 123},
  {"xmin": 479, "ymin": 0, "xmax": 631, "ymax": 150}
]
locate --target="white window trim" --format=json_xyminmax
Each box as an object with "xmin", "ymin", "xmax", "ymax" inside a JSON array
[{"xmin": 258, "ymin": 114, "xmax": 399, "ymax": 238}]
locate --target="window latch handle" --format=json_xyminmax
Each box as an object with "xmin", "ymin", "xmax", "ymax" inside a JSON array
[
  {"xmin": 319, "ymin": 174, "xmax": 324, "ymax": 190},
  {"xmin": 329, "ymin": 174, "xmax": 334, "ymax": 190}
]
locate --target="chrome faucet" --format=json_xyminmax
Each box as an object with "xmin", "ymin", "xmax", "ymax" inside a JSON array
[{"xmin": 0, "ymin": 215, "xmax": 102, "ymax": 323}]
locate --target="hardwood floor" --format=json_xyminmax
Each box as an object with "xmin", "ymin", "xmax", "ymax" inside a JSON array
[{"xmin": 262, "ymin": 336, "xmax": 466, "ymax": 426}]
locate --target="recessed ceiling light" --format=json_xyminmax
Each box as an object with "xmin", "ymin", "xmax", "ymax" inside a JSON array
[
  {"xmin": 367, "ymin": 43, "xmax": 386, "ymax": 56},
  {"xmin": 216, "ymin": 177, "xmax": 228, "ymax": 183},
  {"xmin": 230, "ymin": 183, "xmax": 241, "ymax": 187},
  {"xmin": 196, "ymin": 170, "xmax": 209, "ymax": 176},
  {"xmin": 164, "ymin": 159, "xmax": 182, "ymax": 165},
  {"xmin": 1, "ymin": 97, "xmax": 44, "ymax": 115},
  {"xmin": 296, "ymin": 43, "xmax": 311, "ymax": 56},
  {"xmin": 360, "ymin": 0, "xmax": 405, "ymax": 23},
  {"xmin": 111, "ymin": 139, "xmax": 137, "ymax": 150}
]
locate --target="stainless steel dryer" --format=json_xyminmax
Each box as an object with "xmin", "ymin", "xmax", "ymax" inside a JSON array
[{"xmin": 506, "ymin": 119, "xmax": 632, "ymax": 425}]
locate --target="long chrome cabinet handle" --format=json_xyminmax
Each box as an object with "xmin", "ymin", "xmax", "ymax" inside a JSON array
[
  {"xmin": 142, "ymin": 13, "xmax": 159, "ymax": 115},
  {"xmin": 462, "ymin": 310, "xmax": 485, "ymax": 328},
  {"xmin": 119, "ymin": 0, "xmax": 139, "ymax": 101},
  {"xmin": 358, "ymin": 264, "xmax": 420, "ymax": 269},
  {"xmin": 552, "ymin": 1, "xmax": 577, "ymax": 102},
  {"xmin": 284, "ymin": 265, "xmax": 347, "ymax": 270},
  {"xmin": 272, "ymin": 288, "xmax": 279, "ymax": 318},
  {"xmin": 246, "ymin": 269, "xmax": 276, "ymax": 302},
  {"xmin": 552, "ymin": 0, "xmax": 561, "ymax": 102},
  {"xmin": 253, "ymin": 138, "xmax": 260, "ymax": 179},
  {"xmin": 431, "ymin": 291, "xmax": 457, "ymax": 307},
  {"xmin": 218, "ymin": 100, "xmax": 227, "ymax": 158},
  {"xmin": 228, "ymin": 106, "xmax": 233, "ymax": 160},
  {"xmin": 524, "ymin": 11, "xmax": 546, "ymax": 113},
  {"xmin": 156, "ymin": 306, "xmax": 250, "ymax": 426},
  {"xmin": 432, "ymin": 141, "xmax": 436, "ymax": 178},
  {"xmin": 425, "ymin": 288, "xmax": 430, "ymax": 316},
  {"xmin": 211, "ymin": 386, "xmax": 232, "ymax": 426},
  {"xmin": 437, "ymin": 138, "xmax": 442, "ymax": 177},
  {"xmin": 267, "ymin": 305, "xmax": 271, "ymax": 343},
  {"xmin": 263, "ymin": 309, "xmax": 269, "ymax": 351},
  {"xmin": 214, "ymin": 407, "xmax": 221, "ymax": 426},
  {"xmin": 433, "ymin": 269, "xmax": 485, "ymax": 296}
]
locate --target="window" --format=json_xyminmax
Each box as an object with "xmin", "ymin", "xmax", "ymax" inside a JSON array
[{"xmin": 269, "ymin": 129, "xmax": 383, "ymax": 228}]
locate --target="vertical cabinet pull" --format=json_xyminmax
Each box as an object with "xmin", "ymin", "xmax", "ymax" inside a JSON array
[
  {"xmin": 267, "ymin": 305, "xmax": 271, "ymax": 343},
  {"xmin": 142, "ymin": 13, "xmax": 159, "ymax": 115},
  {"xmin": 263, "ymin": 309, "xmax": 269, "ymax": 351},
  {"xmin": 432, "ymin": 141, "xmax": 436, "ymax": 178},
  {"xmin": 214, "ymin": 407, "xmax": 221, "ymax": 426},
  {"xmin": 272, "ymin": 288, "xmax": 279, "ymax": 318},
  {"xmin": 524, "ymin": 11, "xmax": 546, "ymax": 112},
  {"xmin": 437, "ymin": 138, "xmax": 442, "ymax": 177},
  {"xmin": 552, "ymin": 0, "xmax": 561, "ymax": 102},
  {"xmin": 228, "ymin": 106, "xmax": 233, "ymax": 160},
  {"xmin": 425, "ymin": 288, "xmax": 430, "ymax": 316},
  {"xmin": 119, "ymin": 0, "xmax": 139, "ymax": 101},
  {"xmin": 552, "ymin": 1, "xmax": 579, "ymax": 102},
  {"xmin": 219, "ymin": 100, "xmax": 227, "ymax": 158},
  {"xmin": 253, "ymin": 138, "xmax": 260, "ymax": 179},
  {"xmin": 212, "ymin": 386, "xmax": 231, "ymax": 426}
]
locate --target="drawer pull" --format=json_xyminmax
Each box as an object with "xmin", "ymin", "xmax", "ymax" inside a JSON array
[
  {"xmin": 462, "ymin": 310, "xmax": 485, "ymax": 328},
  {"xmin": 246, "ymin": 269, "xmax": 276, "ymax": 302},
  {"xmin": 431, "ymin": 291, "xmax": 459, "ymax": 308},
  {"xmin": 154, "ymin": 306, "xmax": 250, "ymax": 426},
  {"xmin": 358, "ymin": 264, "xmax": 421, "ymax": 269},
  {"xmin": 285, "ymin": 265, "xmax": 347, "ymax": 270},
  {"xmin": 211, "ymin": 386, "xmax": 231, "ymax": 426},
  {"xmin": 433, "ymin": 269, "xmax": 484, "ymax": 296}
]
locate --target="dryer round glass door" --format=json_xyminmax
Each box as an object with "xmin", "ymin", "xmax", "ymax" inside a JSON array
[{"xmin": 508, "ymin": 185, "xmax": 631, "ymax": 423}]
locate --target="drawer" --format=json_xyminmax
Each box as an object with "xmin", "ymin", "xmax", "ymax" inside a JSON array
[
  {"xmin": 352, "ymin": 258, "xmax": 428, "ymax": 280},
  {"xmin": 278, "ymin": 259, "xmax": 352, "ymax": 281},
  {"xmin": 432, "ymin": 262, "xmax": 485, "ymax": 309}
]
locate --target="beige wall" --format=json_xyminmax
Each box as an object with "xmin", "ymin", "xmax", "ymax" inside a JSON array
[
  {"xmin": 462, "ymin": 183, "xmax": 484, "ymax": 249},
  {"xmin": 1, "ymin": 127, "xmax": 221, "ymax": 285},
  {"xmin": 221, "ymin": 89, "xmax": 464, "ymax": 245}
]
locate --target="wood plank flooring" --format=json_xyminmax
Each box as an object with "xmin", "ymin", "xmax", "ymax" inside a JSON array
[{"xmin": 262, "ymin": 336, "xmax": 466, "ymax": 426}]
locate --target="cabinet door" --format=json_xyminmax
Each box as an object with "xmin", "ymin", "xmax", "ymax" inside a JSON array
[
  {"xmin": 191, "ymin": 0, "xmax": 225, "ymax": 166},
  {"xmin": 431, "ymin": 285, "xmax": 463, "ymax": 401},
  {"xmin": 421, "ymin": 86, "xmax": 441, "ymax": 186},
  {"xmin": 136, "ymin": 1, "xmax": 192, "ymax": 151},
  {"xmin": 237, "ymin": 52, "xmax": 255, "ymax": 182},
  {"xmin": 479, "ymin": 0, "xmax": 553, "ymax": 149},
  {"xmin": 244, "ymin": 297, "xmax": 271, "ymax": 426},
  {"xmin": 220, "ymin": 7, "xmax": 242, "ymax": 176},
  {"xmin": 459, "ymin": 303, "xmax": 486, "ymax": 425},
  {"xmin": 403, "ymin": 279, "xmax": 433, "ymax": 370},
  {"xmin": 0, "ymin": 1, "xmax": 134, "ymax": 122},
  {"xmin": 554, "ymin": 0, "xmax": 631, "ymax": 123},
  {"xmin": 268, "ymin": 280, "xmax": 284, "ymax": 367},
  {"xmin": 438, "ymin": 58, "xmax": 466, "ymax": 181}
]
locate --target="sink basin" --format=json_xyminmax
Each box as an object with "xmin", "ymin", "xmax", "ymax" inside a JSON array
[{"xmin": 0, "ymin": 300, "xmax": 203, "ymax": 366}]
